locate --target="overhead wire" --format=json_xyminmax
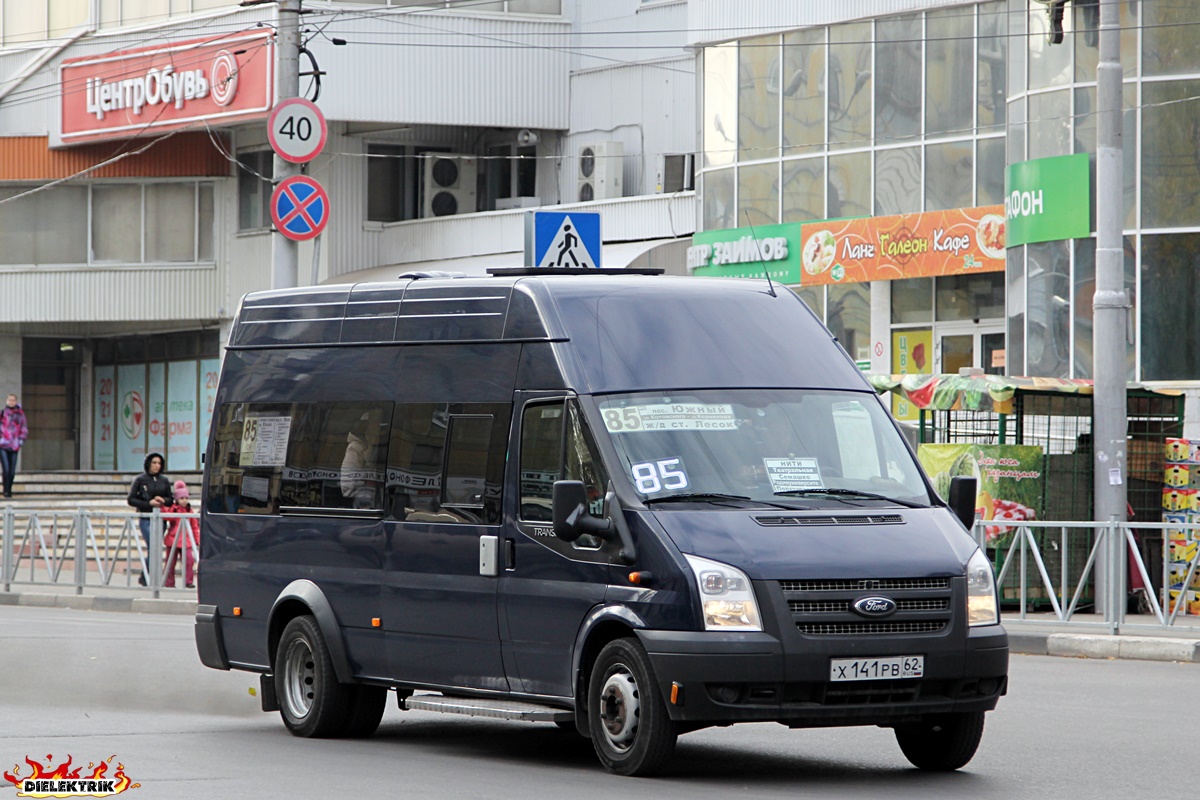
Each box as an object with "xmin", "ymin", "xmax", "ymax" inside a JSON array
[{"xmin": 2, "ymin": 0, "xmax": 1196, "ymax": 111}]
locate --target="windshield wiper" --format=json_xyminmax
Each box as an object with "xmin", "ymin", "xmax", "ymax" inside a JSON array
[
  {"xmin": 644, "ymin": 492, "xmax": 753, "ymax": 505},
  {"xmin": 645, "ymin": 493, "xmax": 809, "ymax": 510},
  {"xmin": 773, "ymin": 488, "xmax": 927, "ymax": 509}
]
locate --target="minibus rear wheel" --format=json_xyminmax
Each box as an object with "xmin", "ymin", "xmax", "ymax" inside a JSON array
[
  {"xmin": 276, "ymin": 615, "xmax": 354, "ymax": 738},
  {"xmin": 587, "ymin": 638, "xmax": 677, "ymax": 776},
  {"xmin": 894, "ymin": 711, "xmax": 985, "ymax": 771}
]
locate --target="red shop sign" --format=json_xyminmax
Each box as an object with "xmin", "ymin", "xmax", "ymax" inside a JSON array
[{"xmin": 59, "ymin": 30, "xmax": 274, "ymax": 145}]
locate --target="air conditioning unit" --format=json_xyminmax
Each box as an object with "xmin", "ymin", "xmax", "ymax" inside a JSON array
[
  {"xmin": 577, "ymin": 141, "xmax": 623, "ymax": 202},
  {"xmin": 495, "ymin": 196, "xmax": 542, "ymax": 210},
  {"xmin": 422, "ymin": 153, "xmax": 478, "ymax": 218},
  {"xmin": 656, "ymin": 153, "xmax": 695, "ymax": 193}
]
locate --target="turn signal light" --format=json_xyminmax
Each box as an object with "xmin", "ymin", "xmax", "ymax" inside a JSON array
[
  {"xmin": 232, "ymin": 607, "xmax": 242, "ymax": 616},
  {"xmin": 372, "ymin": 618, "xmax": 381, "ymax": 628}
]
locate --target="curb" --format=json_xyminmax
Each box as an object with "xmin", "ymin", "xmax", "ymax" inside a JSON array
[
  {"xmin": 0, "ymin": 590, "xmax": 196, "ymax": 616},
  {"xmin": 1041, "ymin": 632, "xmax": 1200, "ymax": 663},
  {"xmin": 4, "ymin": 591, "xmax": 1200, "ymax": 662}
]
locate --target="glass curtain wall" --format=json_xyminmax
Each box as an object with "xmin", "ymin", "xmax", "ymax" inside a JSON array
[
  {"xmin": 700, "ymin": 2, "xmax": 1008, "ymax": 360},
  {"xmin": 1006, "ymin": 0, "xmax": 1198, "ymax": 381}
]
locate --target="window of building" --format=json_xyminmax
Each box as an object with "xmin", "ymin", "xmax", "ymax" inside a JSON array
[
  {"xmin": 875, "ymin": 14, "xmax": 922, "ymax": 144},
  {"xmin": 237, "ymin": 150, "xmax": 274, "ymax": 231},
  {"xmin": 782, "ymin": 28, "xmax": 825, "ymax": 156},
  {"xmin": 0, "ymin": 185, "xmax": 87, "ymax": 265},
  {"xmin": 1025, "ymin": 240, "xmax": 1071, "ymax": 379},
  {"xmin": 739, "ymin": 35, "xmax": 781, "ymax": 162},
  {"xmin": 892, "ymin": 277, "xmax": 933, "ymax": 324},
  {"xmin": 0, "ymin": 182, "xmax": 212, "ymax": 266},
  {"xmin": 1141, "ymin": 233, "xmax": 1200, "ymax": 381},
  {"xmin": 935, "ymin": 273, "xmax": 1005, "ymax": 322},
  {"xmin": 1142, "ymin": 79, "xmax": 1200, "ymax": 230},
  {"xmin": 875, "ymin": 146, "xmax": 921, "ymax": 216},
  {"xmin": 828, "ymin": 283, "xmax": 871, "ymax": 363},
  {"xmin": 827, "ymin": 150, "xmax": 871, "ymax": 218},
  {"xmin": 737, "ymin": 162, "xmax": 779, "ymax": 225},
  {"xmin": 924, "ymin": 140, "xmax": 973, "ymax": 212},
  {"xmin": 703, "ymin": 43, "xmax": 738, "ymax": 168},
  {"xmin": 926, "ymin": 7, "xmax": 973, "ymax": 139},
  {"xmin": 828, "ymin": 22, "xmax": 872, "ymax": 150},
  {"xmin": 367, "ymin": 144, "xmax": 411, "ymax": 223},
  {"xmin": 976, "ymin": 2, "xmax": 1007, "ymax": 132},
  {"xmin": 781, "ymin": 157, "xmax": 824, "ymax": 223},
  {"xmin": 1143, "ymin": 1, "xmax": 1200, "ymax": 76},
  {"xmin": 702, "ymin": 168, "xmax": 735, "ymax": 231}
]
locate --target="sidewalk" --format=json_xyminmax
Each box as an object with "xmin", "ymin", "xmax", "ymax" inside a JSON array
[{"xmin": 3, "ymin": 583, "xmax": 1199, "ymax": 663}]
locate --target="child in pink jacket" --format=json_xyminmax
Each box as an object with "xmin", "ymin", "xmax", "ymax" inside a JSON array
[{"xmin": 163, "ymin": 480, "xmax": 200, "ymax": 588}]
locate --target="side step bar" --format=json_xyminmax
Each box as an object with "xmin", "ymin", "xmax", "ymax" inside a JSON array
[{"xmin": 403, "ymin": 694, "xmax": 572, "ymax": 723}]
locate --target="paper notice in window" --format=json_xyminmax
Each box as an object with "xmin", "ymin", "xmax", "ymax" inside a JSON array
[
  {"xmin": 763, "ymin": 458, "xmax": 823, "ymax": 493},
  {"xmin": 240, "ymin": 415, "xmax": 292, "ymax": 467}
]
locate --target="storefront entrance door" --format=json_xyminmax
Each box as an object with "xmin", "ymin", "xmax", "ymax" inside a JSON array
[{"xmin": 936, "ymin": 324, "xmax": 1005, "ymax": 375}]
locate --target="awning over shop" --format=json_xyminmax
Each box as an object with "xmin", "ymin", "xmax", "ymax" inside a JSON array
[{"xmin": 869, "ymin": 374, "xmax": 1182, "ymax": 415}]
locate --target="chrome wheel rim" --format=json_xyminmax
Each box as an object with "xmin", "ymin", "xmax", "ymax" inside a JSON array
[
  {"xmin": 598, "ymin": 666, "xmax": 639, "ymax": 752},
  {"xmin": 282, "ymin": 637, "xmax": 316, "ymax": 720}
]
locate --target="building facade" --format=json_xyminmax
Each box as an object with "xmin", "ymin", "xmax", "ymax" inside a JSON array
[
  {"xmin": 690, "ymin": 0, "xmax": 1200, "ymax": 431},
  {"xmin": 3, "ymin": 0, "xmax": 1199, "ymax": 471},
  {"xmin": 0, "ymin": 0, "xmax": 696, "ymax": 470}
]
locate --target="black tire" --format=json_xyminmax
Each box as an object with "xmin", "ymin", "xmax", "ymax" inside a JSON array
[
  {"xmin": 894, "ymin": 711, "xmax": 985, "ymax": 771},
  {"xmin": 275, "ymin": 615, "xmax": 354, "ymax": 738},
  {"xmin": 343, "ymin": 685, "xmax": 388, "ymax": 738},
  {"xmin": 587, "ymin": 638, "xmax": 677, "ymax": 776}
]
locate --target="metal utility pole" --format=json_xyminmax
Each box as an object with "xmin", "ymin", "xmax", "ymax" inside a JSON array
[
  {"xmin": 1092, "ymin": 0, "xmax": 1128, "ymax": 621},
  {"xmin": 271, "ymin": 0, "xmax": 302, "ymax": 289}
]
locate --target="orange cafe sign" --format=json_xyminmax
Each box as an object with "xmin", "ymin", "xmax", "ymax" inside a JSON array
[
  {"xmin": 59, "ymin": 31, "xmax": 273, "ymax": 146},
  {"xmin": 798, "ymin": 206, "xmax": 1006, "ymax": 286}
]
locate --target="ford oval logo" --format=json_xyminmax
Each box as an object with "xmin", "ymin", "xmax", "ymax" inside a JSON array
[{"xmin": 853, "ymin": 596, "xmax": 897, "ymax": 617}]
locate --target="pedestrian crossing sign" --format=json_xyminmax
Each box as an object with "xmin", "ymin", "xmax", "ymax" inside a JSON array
[{"xmin": 531, "ymin": 211, "xmax": 602, "ymax": 269}]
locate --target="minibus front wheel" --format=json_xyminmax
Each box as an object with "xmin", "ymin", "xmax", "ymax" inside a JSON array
[
  {"xmin": 275, "ymin": 615, "xmax": 385, "ymax": 738},
  {"xmin": 588, "ymin": 638, "xmax": 677, "ymax": 776}
]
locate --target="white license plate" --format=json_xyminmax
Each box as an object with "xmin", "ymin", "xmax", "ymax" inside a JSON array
[{"xmin": 830, "ymin": 655, "xmax": 924, "ymax": 682}]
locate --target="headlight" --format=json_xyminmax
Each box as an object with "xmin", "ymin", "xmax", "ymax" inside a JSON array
[
  {"xmin": 966, "ymin": 548, "xmax": 999, "ymax": 626},
  {"xmin": 685, "ymin": 554, "xmax": 762, "ymax": 631}
]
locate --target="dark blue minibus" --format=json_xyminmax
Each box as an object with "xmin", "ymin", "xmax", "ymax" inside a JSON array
[{"xmin": 195, "ymin": 269, "xmax": 1006, "ymax": 776}]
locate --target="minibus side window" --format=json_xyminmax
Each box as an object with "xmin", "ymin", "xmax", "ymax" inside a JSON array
[
  {"xmin": 387, "ymin": 403, "xmax": 509, "ymax": 524},
  {"xmin": 207, "ymin": 401, "xmax": 292, "ymax": 515},
  {"xmin": 280, "ymin": 402, "xmax": 392, "ymax": 512}
]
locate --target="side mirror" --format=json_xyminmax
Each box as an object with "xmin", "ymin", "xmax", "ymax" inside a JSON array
[
  {"xmin": 552, "ymin": 480, "xmax": 610, "ymax": 542},
  {"xmin": 948, "ymin": 476, "xmax": 978, "ymax": 531}
]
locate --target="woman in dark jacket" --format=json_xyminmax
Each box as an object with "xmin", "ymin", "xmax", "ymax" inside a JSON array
[{"xmin": 128, "ymin": 452, "xmax": 173, "ymax": 586}]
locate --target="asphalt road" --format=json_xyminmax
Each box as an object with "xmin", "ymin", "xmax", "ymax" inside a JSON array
[{"xmin": 0, "ymin": 605, "xmax": 1182, "ymax": 799}]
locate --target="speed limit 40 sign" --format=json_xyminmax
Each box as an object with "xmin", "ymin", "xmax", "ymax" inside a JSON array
[{"xmin": 267, "ymin": 98, "xmax": 328, "ymax": 164}]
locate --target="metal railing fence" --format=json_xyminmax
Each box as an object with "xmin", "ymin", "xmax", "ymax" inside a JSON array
[
  {"xmin": 3, "ymin": 506, "xmax": 1200, "ymax": 633},
  {"xmin": 973, "ymin": 518, "xmax": 1200, "ymax": 633},
  {"xmin": 1, "ymin": 508, "xmax": 199, "ymax": 600}
]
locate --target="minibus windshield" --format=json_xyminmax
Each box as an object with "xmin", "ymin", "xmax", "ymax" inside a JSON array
[{"xmin": 596, "ymin": 389, "xmax": 931, "ymax": 508}]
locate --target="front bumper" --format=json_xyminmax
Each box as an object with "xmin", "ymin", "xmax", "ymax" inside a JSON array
[{"xmin": 637, "ymin": 624, "xmax": 1008, "ymax": 726}]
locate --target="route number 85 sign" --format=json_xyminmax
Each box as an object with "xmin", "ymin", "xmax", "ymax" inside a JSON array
[{"xmin": 631, "ymin": 458, "xmax": 688, "ymax": 494}]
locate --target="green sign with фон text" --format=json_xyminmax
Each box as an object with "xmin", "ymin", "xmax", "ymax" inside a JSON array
[{"xmin": 1004, "ymin": 154, "xmax": 1091, "ymax": 247}]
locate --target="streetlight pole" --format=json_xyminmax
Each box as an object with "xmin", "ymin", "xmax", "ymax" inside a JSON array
[
  {"xmin": 271, "ymin": 0, "xmax": 302, "ymax": 289},
  {"xmin": 1092, "ymin": 0, "xmax": 1128, "ymax": 623}
]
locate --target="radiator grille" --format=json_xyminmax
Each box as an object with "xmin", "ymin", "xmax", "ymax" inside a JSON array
[
  {"xmin": 795, "ymin": 620, "xmax": 946, "ymax": 635},
  {"xmin": 789, "ymin": 598, "xmax": 949, "ymax": 614},
  {"xmin": 780, "ymin": 578, "xmax": 951, "ymax": 592}
]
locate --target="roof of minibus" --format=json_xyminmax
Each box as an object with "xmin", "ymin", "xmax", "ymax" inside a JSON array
[{"xmin": 231, "ymin": 273, "xmax": 871, "ymax": 394}]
